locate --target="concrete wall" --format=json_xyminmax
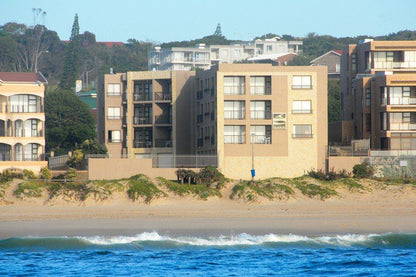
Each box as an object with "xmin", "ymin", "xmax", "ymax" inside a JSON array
[
  {"xmin": 88, "ymin": 158, "xmax": 178, "ymax": 180},
  {"xmin": 328, "ymin": 156, "xmax": 363, "ymax": 172},
  {"xmin": 0, "ymin": 161, "xmax": 48, "ymax": 174}
]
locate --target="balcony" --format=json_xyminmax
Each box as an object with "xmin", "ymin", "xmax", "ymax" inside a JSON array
[
  {"xmin": 133, "ymin": 94, "xmax": 152, "ymax": 101},
  {"xmin": 155, "ymin": 139, "xmax": 172, "ymax": 148},
  {"xmin": 133, "ymin": 116, "xmax": 152, "ymax": 125},
  {"xmin": 224, "ymin": 110, "xmax": 245, "ymax": 120},
  {"xmin": 154, "ymin": 115, "xmax": 172, "ymax": 124},
  {"xmin": 250, "ymin": 110, "xmax": 272, "ymax": 119},
  {"xmin": 134, "ymin": 141, "xmax": 152, "ymax": 148},
  {"xmin": 9, "ymin": 105, "xmax": 44, "ymax": 113},
  {"xmin": 224, "ymin": 135, "xmax": 245, "ymax": 144},
  {"xmin": 251, "ymin": 135, "xmax": 271, "ymax": 144},
  {"xmin": 389, "ymin": 123, "xmax": 416, "ymax": 131},
  {"xmin": 154, "ymin": 92, "xmax": 172, "ymax": 101},
  {"xmin": 374, "ymin": 61, "xmax": 416, "ymax": 70},
  {"xmin": 383, "ymin": 97, "xmax": 416, "ymax": 106}
]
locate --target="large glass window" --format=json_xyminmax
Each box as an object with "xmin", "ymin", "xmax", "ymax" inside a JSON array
[
  {"xmin": 250, "ymin": 101, "xmax": 271, "ymax": 119},
  {"xmin": 250, "ymin": 76, "xmax": 271, "ymax": 95},
  {"xmin": 107, "ymin": 84, "xmax": 121, "ymax": 96},
  {"xmin": 108, "ymin": 107, "xmax": 121, "ymax": 120},
  {"xmin": 292, "ymin": 76, "xmax": 312, "ymax": 89},
  {"xmin": 292, "ymin": 124, "xmax": 312, "ymax": 138},
  {"xmin": 24, "ymin": 143, "xmax": 38, "ymax": 161},
  {"xmin": 292, "ymin": 101, "xmax": 312, "ymax": 114},
  {"xmin": 15, "ymin": 120, "xmax": 23, "ymax": 137},
  {"xmin": 224, "ymin": 77, "xmax": 245, "ymax": 95},
  {"xmin": 15, "ymin": 143, "xmax": 23, "ymax": 161},
  {"xmin": 389, "ymin": 112, "xmax": 416, "ymax": 131},
  {"xmin": 250, "ymin": 125, "xmax": 271, "ymax": 144},
  {"xmin": 389, "ymin": 87, "xmax": 412, "ymax": 105},
  {"xmin": 0, "ymin": 143, "xmax": 11, "ymax": 161},
  {"xmin": 10, "ymin": 95, "xmax": 40, "ymax": 113},
  {"xmin": 224, "ymin": 101, "xmax": 245, "ymax": 119},
  {"xmin": 224, "ymin": 125, "xmax": 245, "ymax": 144},
  {"xmin": 24, "ymin": 119, "xmax": 39, "ymax": 137}
]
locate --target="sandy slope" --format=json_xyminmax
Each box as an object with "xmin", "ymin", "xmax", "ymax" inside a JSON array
[{"xmin": 0, "ymin": 179, "xmax": 415, "ymax": 237}]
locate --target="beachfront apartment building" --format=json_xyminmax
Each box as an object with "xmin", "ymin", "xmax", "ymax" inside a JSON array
[
  {"xmin": 339, "ymin": 40, "xmax": 416, "ymax": 150},
  {"xmin": 97, "ymin": 70, "xmax": 196, "ymax": 162},
  {"xmin": 0, "ymin": 72, "xmax": 48, "ymax": 173},
  {"xmin": 148, "ymin": 37, "xmax": 303, "ymax": 71},
  {"xmin": 193, "ymin": 64, "xmax": 327, "ymax": 179}
]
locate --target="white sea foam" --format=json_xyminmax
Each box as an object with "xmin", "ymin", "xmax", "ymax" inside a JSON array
[{"xmin": 76, "ymin": 232, "xmax": 382, "ymax": 247}]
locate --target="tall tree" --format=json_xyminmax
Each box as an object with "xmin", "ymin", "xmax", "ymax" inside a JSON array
[{"xmin": 60, "ymin": 14, "xmax": 81, "ymax": 90}]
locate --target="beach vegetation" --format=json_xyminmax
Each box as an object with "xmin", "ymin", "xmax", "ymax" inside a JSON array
[
  {"xmin": 294, "ymin": 181, "xmax": 338, "ymax": 200},
  {"xmin": 157, "ymin": 177, "xmax": 221, "ymax": 200},
  {"xmin": 23, "ymin": 169, "xmax": 36, "ymax": 180},
  {"xmin": 308, "ymin": 168, "xmax": 350, "ymax": 181},
  {"xmin": 0, "ymin": 181, "xmax": 10, "ymax": 200},
  {"xmin": 1, "ymin": 170, "xmax": 23, "ymax": 181},
  {"xmin": 353, "ymin": 162, "xmax": 373, "ymax": 178},
  {"xmin": 126, "ymin": 174, "xmax": 166, "ymax": 203},
  {"xmin": 65, "ymin": 168, "xmax": 77, "ymax": 180},
  {"xmin": 230, "ymin": 179, "xmax": 294, "ymax": 202},
  {"xmin": 40, "ymin": 167, "xmax": 52, "ymax": 180},
  {"xmin": 13, "ymin": 181, "xmax": 44, "ymax": 198},
  {"xmin": 66, "ymin": 149, "xmax": 84, "ymax": 169},
  {"xmin": 196, "ymin": 165, "xmax": 227, "ymax": 188}
]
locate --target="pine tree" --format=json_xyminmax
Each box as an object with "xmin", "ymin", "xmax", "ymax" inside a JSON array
[
  {"xmin": 214, "ymin": 23, "xmax": 222, "ymax": 37},
  {"xmin": 59, "ymin": 14, "xmax": 80, "ymax": 90}
]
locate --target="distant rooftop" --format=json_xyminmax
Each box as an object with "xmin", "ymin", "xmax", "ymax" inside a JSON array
[{"xmin": 0, "ymin": 72, "xmax": 47, "ymax": 83}]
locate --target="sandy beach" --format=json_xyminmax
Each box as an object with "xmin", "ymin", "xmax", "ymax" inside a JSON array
[{"xmin": 1, "ymin": 178, "xmax": 416, "ymax": 238}]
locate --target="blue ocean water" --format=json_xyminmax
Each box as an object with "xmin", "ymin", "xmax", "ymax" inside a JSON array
[{"xmin": 0, "ymin": 232, "xmax": 415, "ymax": 276}]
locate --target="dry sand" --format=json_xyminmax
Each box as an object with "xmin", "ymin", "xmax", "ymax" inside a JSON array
[{"xmin": 1, "ymin": 180, "xmax": 416, "ymax": 237}]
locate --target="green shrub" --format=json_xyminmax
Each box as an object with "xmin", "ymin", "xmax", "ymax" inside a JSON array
[
  {"xmin": 23, "ymin": 169, "xmax": 36, "ymax": 180},
  {"xmin": 295, "ymin": 181, "xmax": 337, "ymax": 200},
  {"xmin": 158, "ymin": 177, "xmax": 221, "ymax": 200},
  {"xmin": 196, "ymin": 165, "xmax": 225, "ymax": 187},
  {"xmin": 13, "ymin": 182, "xmax": 43, "ymax": 198},
  {"xmin": 127, "ymin": 175, "xmax": 166, "ymax": 203},
  {"xmin": 353, "ymin": 162, "xmax": 373, "ymax": 178},
  {"xmin": 2, "ymin": 170, "xmax": 23, "ymax": 181},
  {"xmin": 66, "ymin": 149, "xmax": 84, "ymax": 169},
  {"xmin": 65, "ymin": 168, "xmax": 77, "ymax": 180},
  {"xmin": 40, "ymin": 167, "xmax": 52, "ymax": 180},
  {"xmin": 230, "ymin": 180, "xmax": 294, "ymax": 202}
]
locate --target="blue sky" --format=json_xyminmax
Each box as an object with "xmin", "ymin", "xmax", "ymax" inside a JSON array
[{"xmin": 1, "ymin": 0, "xmax": 415, "ymax": 43}]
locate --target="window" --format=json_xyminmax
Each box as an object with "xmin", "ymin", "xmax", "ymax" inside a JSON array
[
  {"xmin": 250, "ymin": 76, "xmax": 271, "ymax": 95},
  {"xmin": 15, "ymin": 120, "xmax": 23, "ymax": 137},
  {"xmin": 266, "ymin": 45, "xmax": 273, "ymax": 52},
  {"xmin": 335, "ymin": 63, "xmax": 340, "ymax": 73},
  {"xmin": 250, "ymin": 125, "xmax": 271, "ymax": 144},
  {"xmin": 234, "ymin": 49, "xmax": 241, "ymax": 57},
  {"xmin": 365, "ymin": 114, "xmax": 371, "ymax": 132},
  {"xmin": 24, "ymin": 143, "xmax": 38, "ymax": 161},
  {"xmin": 15, "ymin": 144, "xmax": 23, "ymax": 161},
  {"xmin": 10, "ymin": 95, "xmax": 40, "ymax": 113},
  {"xmin": 292, "ymin": 101, "xmax": 312, "ymax": 114},
  {"xmin": 24, "ymin": 119, "xmax": 39, "ymax": 137},
  {"xmin": 224, "ymin": 101, "xmax": 245, "ymax": 119},
  {"xmin": 292, "ymin": 76, "xmax": 312, "ymax": 89},
  {"xmin": 365, "ymin": 88, "xmax": 371, "ymax": 106},
  {"xmin": 224, "ymin": 76, "xmax": 245, "ymax": 95},
  {"xmin": 224, "ymin": 125, "xmax": 245, "ymax": 144},
  {"xmin": 108, "ymin": 107, "xmax": 121, "ymax": 120},
  {"xmin": 292, "ymin": 124, "xmax": 312, "ymax": 138},
  {"xmin": 250, "ymin": 101, "xmax": 271, "ymax": 119},
  {"xmin": 389, "ymin": 87, "xmax": 412, "ymax": 105},
  {"xmin": 108, "ymin": 84, "xmax": 121, "ymax": 96},
  {"xmin": 351, "ymin": 53, "xmax": 357, "ymax": 72},
  {"xmin": 108, "ymin": 130, "xmax": 121, "ymax": 143}
]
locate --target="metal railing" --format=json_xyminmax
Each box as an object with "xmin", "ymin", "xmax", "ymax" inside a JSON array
[
  {"xmin": 251, "ymin": 135, "xmax": 271, "ymax": 144},
  {"xmin": 154, "ymin": 115, "xmax": 172, "ymax": 124},
  {"xmin": 134, "ymin": 141, "xmax": 152, "ymax": 148},
  {"xmin": 384, "ymin": 97, "xmax": 416, "ymax": 105},
  {"xmin": 49, "ymin": 154, "xmax": 69, "ymax": 169},
  {"xmin": 154, "ymin": 92, "xmax": 172, "ymax": 101},
  {"xmin": 389, "ymin": 123, "xmax": 416, "ymax": 131},
  {"xmin": 133, "ymin": 94, "xmax": 152, "ymax": 101},
  {"xmin": 155, "ymin": 139, "xmax": 172, "ymax": 148},
  {"xmin": 374, "ymin": 61, "xmax": 416, "ymax": 69},
  {"xmin": 133, "ymin": 116, "xmax": 152, "ymax": 125}
]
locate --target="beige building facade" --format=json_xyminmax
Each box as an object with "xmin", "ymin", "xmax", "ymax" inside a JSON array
[
  {"xmin": 340, "ymin": 40, "xmax": 416, "ymax": 150},
  {"xmin": 0, "ymin": 72, "xmax": 47, "ymax": 173},
  {"xmin": 194, "ymin": 64, "xmax": 328, "ymax": 179},
  {"xmin": 97, "ymin": 70, "xmax": 196, "ymax": 162}
]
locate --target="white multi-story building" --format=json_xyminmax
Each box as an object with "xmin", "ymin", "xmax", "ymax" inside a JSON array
[{"xmin": 148, "ymin": 37, "xmax": 303, "ymax": 71}]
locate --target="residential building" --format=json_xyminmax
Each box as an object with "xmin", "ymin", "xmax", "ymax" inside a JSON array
[
  {"xmin": 0, "ymin": 72, "xmax": 48, "ymax": 173},
  {"xmin": 148, "ymin": 37, "xmax": 303, "ymax": 71},
  {"xmin": 310, "ymin": 50, "xmax": 342, "ymax": 79},
  {"xmin": 339, "ymin": 40, "xmax": 416, "ymax": 150},
  {"xmin": 97, "ymin": 70, "xmax": 196, "ymax": 163},
  {"xmin": 193, "ymin": 64, "xmax": 327, "ymax": 179}
]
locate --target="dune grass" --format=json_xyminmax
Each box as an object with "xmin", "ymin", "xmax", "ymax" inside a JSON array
[
  {"xmin": 126, "ymin": 174, "xmax": 166, "ymax": 203},
  {"xmin": 13, "ymin": 181, "xmax": 44, "ymax": 198},
  {"xmin": 230, "ymin": 179, "xmax": 294, "ymax": 203},
  {"xmin": 157, "ymin": 177, "xmax": 221, "ymax": 200},
  {"xmin": 292, "ymin": 179, "xmax": 338, "ymax": 200}
]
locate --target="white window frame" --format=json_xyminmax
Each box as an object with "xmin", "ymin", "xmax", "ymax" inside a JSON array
[
  {"xmin": 292, "ymin": 76, "xmax": 312, "ymax": 89},
  {"xmin": 108, "ymin": 83, "xmax": 121, "ymax": 96},
  {"xmin": 108, "ymin": 107, "xmax": 121, "ymax": 120},
  {"xmin": 224, "ymin": 76, "xmax": 245, "ymax": 95},
  {"xmin": 224, "ymin": 125, "xmax": 245, "ymax": 144},
  {"xmin": 224, "ymin": 101, "xmax": 245, "ymax": 120},
  {"xmin": 292, "ymin": 100, "xmax": 312, "ymax": 114}
]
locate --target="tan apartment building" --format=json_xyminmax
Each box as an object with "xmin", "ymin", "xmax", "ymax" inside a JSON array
[
  {"xmin": 340, "ymin": 40, "xmax": 416, "ymax": 149},
  {"xmin": 0, "ymin": 72, "xmax": 47, "ymax": 173},
  {"xmin": 194, "ymin": 64, "xmax": 327, "ymax": 179},
  {"xmin": 97, "ymin": 70, "xmax": 196, "ymax": 163}
]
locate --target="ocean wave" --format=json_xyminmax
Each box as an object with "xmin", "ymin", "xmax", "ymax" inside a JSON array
[{"xmin": 1, "ymin": 232, "xmax": 416, "ymax": 250}]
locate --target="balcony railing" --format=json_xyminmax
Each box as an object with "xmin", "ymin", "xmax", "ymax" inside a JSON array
[
  {"xmin": 154, "ymin": 115, "xmax": 172, "ymax": 124},
  {"xmin": 251, "ymin": 135, "xmax": 271, "ymax": 144},
  {"xmin": 292, "ymin": 109, "xmax": 312, "ymax": 114},
  {"xmin": 134, "ymin": 141, "xmax": 152, "ymax": 148},
  {"xmin": 250, "ymin": 110, "xmax": 272, "ymax": 119},
  {"xmin": 292, "ymin": 133, "xmax": 313, "ymax": 138},
  {"xmin": 224, "ymin": 110, "xmax": 245, "ymax": 120},
  {"xmin": 384, "ymin": 97, "xmax": 416, "ymax": 105},
  {"xmin": 154, "ymin": 92, "xmax": 172, "ymax": 101},
  {"xmin": 133, "ymin": 116, "xmax": 152, "ymax": 125},
  {"xmin": 224, "ymin": 135, "xmax": 245, "ymax": 144},
  {"xmin": 374, "ymin": 61, "xmax": 416, "ymax": 69},
  {"xmin": 133, "ymin": 94, "xmax": 152, "ymax": 101},
  {"xmin": 155, "ymin": 139, "xmax": 172, "ymax": 148},
  {"xmin": 9, "ymin": 105, "xmax": 44, "ymax": 113},
  {"xmin": 389, "ymin": 123, "xmax": 416, "ymax": 131}
]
